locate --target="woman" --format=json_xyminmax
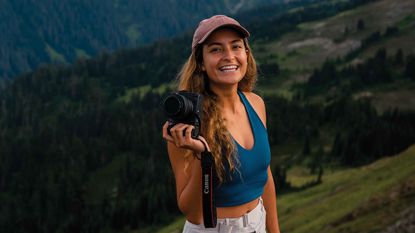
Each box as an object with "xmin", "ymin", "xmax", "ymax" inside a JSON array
[{"xmin": 162, "ymin": 15, "xmax": 281, "ymax": 233}]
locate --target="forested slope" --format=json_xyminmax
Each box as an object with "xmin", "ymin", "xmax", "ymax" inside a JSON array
[
  {"xmin": 0, "ymin": 0, "xmax": 414, "ymax": 232},
  {"xmin": 0, "ymin": 0, "xmax": 287, "ymax": 79}
]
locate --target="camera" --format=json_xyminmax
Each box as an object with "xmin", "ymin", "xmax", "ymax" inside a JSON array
[{"xmin": 162, "ymin": 91, "xmax": 203, "ymax": 139}]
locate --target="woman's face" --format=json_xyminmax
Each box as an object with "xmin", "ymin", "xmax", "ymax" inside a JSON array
[{"xmin": 202, "ymin": 28, "xmax": 248, "ymax": 89}]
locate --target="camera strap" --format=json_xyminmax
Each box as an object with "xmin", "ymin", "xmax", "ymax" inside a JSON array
[{"xmin": 198, "ymin": 139, "xmax": 217, "ymax": 228}]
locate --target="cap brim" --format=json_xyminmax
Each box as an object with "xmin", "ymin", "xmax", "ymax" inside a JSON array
[{"xmin": 194, "ymin": 24, "xmax": 250, "ymax": 49}]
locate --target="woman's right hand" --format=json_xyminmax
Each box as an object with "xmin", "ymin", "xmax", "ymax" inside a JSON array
[{"xmin": 162, "ymin": 121, "xmax": 210, "ymax": 154}]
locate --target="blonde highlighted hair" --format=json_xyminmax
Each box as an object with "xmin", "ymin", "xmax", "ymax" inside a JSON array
[{"xmin": 176, "ymin": 38, "xmax": 257, "ymax": 182}]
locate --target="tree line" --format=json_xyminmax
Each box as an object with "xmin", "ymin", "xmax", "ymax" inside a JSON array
[{"xmin": 307, "ymin": 48, "xmax": 415, "ymax": 94}]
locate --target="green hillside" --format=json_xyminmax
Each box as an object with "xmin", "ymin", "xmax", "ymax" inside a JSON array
[
  {"xmin": 255, "ymin": 0, "xmax": 415, "ymax": 69},
  {"xmin": 157, "ymin": 144, "xmax": 415, "ymax": 233},
  {"xmin": 254, "ymin": 0, "xmax": 415, "ymax": 112},
  {"xmin": 0, "ymin": 0, "xmax": 414, "ymax": 232},
  {"xmin": 280, "ymin": 145, "xmax": 415, "ymax": 233}
]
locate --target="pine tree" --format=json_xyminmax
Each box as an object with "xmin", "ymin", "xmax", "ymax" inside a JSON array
[{"xmin": 394, "ymin": 49, "xmax": 404, "ymax": 65}]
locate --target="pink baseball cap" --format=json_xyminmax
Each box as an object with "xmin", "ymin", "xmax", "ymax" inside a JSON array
[{"xmin": 192, "ymin": 15, "xmax": 250, "ymax": 50}]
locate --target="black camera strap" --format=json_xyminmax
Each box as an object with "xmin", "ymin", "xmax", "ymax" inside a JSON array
[{"xmin": 197, "ymin": 139, "xmax": 217, "ymax": 228}]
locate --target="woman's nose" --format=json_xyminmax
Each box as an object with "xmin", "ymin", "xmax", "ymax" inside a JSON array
[{"xmin": 222, "ymin": 47, "xmax": 235, "ymax": 60}]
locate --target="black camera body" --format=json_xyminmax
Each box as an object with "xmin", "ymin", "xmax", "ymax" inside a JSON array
[{"xmin": 162, "ymin": 91, "xmax": 203, "ymax": 139}]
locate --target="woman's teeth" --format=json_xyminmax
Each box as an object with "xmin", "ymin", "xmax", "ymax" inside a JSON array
[{"xmin": 219, "ymin": 65, "xmax": 238, "ymax": 72}]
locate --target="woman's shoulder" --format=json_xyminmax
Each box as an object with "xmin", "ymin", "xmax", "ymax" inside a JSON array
[
  {"xmin": 242, "ymin": 91, "xmax": 267, "ymax": 125},
  {"xmin": 242, "ymin": 91, "xmax": 264, "ymax": 103},
  {"xmin": 242, "ymin": 91, "xmax": 265, "ymax": 109}
]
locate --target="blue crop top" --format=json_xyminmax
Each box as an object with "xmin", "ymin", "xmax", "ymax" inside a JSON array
[{"xmin": 215, "ymin": 91, "xmax": 271, "ymax": 207}]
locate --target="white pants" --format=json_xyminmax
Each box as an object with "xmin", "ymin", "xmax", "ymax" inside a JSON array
[{"xmin": 183, "ymin": 198, "xmax": 266, "ymax": 233}]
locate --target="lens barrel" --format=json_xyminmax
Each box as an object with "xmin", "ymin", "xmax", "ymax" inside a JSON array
[{"xmin": 163, "ymin": 93, "xmax": 194, "ymax": 120}]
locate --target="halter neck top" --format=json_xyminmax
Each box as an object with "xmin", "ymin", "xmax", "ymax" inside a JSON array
[{"xmin": 215, "ymin": 91, "xmax": 271, "ymax": 207}]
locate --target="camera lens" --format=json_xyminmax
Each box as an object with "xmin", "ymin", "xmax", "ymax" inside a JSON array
[{"xmin": 163, "ymin": 93, "xmax": 194, "ymax": 119}]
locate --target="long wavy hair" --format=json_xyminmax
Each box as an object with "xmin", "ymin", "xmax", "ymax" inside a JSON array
[{"xmin": 176, "ymin": 36, "xmax": 258, "ymax": 182}]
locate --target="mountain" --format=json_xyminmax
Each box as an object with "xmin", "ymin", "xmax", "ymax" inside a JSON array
[
  {"xmin": 0, "ymin": 0, "xmax": 289, "ymax": 79},
  {"xmin": 0, "ymin": 0, "xmax": 414, "ymax": 232},
  {"xmin": 253, "ymin": 0, "xmax": 415, "ymax": 112}
]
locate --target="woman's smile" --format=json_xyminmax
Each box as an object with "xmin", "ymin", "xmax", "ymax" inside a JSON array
[{"xmin": 219, "ymin": 65, "xmax": 239, "ymax": 72}]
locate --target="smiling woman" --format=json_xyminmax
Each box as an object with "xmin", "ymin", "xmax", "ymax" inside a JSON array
[
  {"xmin": 162, "ymin": 15, "xmax": 281, "ymax": 233},
  {"xmin": 201, "ymin": 29, "xmax": 248, "ymax": 88}
]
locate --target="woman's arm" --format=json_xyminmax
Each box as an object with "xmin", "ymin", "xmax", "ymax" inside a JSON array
[
  {"xmin": 262, "ymin": 166, "xmax": 281, "ymax": 233},
  {"xmin": 163, "ymin": 122, "xmax": 208, "ymax": 224},
  {"xmin": 167, "ymin": 142, "xmax": 203, "ymax": 222}
]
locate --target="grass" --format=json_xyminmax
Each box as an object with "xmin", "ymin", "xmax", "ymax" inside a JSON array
[
  {"xmin": 257, "ymin": 72, "xmax": 294, "ymax": 99},
  {"xmin": 286, "ymin": 165, "xmax": 319, "ymax": 187},
  {"xmin": 279, "ymin": 144, "xmax": 415, "ymax": 233},
  {"xmin": 353, "ymin": 79, "xmax": 415, "ymax": 112},
  {"xmin": 257, "ymin": 69, "xmax": 309, "ymax": 100},
  {"xmin": 155, "ymin": 145, "xmax": 415, "ymax": 233}
]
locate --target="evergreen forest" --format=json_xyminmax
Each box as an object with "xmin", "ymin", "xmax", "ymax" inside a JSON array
[{"xmin": 0, "ymin": 0, "xmax": 414, "ymax": 232}]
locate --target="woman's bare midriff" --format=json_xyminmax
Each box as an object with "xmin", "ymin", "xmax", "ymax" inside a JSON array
[
  {"xmin": 187, "ymin": 198, "xmax": 260, "ymax": 225},
  {"xmin": 217, "ymin": 198, "xmax": 259, "ymax": 218}
]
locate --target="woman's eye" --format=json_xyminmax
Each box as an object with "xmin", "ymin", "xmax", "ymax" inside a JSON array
[
  {"xmin": 209, "ymin": 47, "xmax": 221, "ymax": 53},
  {"xmin": 232, "ymin": 44, "xmax": 243, "ymax": 50}
]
